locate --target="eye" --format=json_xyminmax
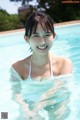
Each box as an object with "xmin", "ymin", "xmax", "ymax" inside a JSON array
[
  {"xmin": 32, "ymin": 35, "xmax": 40, "ymax": 38},
  {"xmin": 44, "ymin": 34, "xmax": 51, "ymax": 37}
]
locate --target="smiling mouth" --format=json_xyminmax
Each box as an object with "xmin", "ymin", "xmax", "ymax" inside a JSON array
[{"xmin": 37, "ymin": 45, "xmax": 48, "ymax": 50}]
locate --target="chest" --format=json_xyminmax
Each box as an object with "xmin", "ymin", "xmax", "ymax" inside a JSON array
[{"xmin": 22, "ymin": 62, "xmax": 61, "ymax": 80}]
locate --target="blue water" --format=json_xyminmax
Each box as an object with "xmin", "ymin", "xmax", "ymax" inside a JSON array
[{"xmin": 0, "ymin": 23, "xmax": 80, "ymax": 120}]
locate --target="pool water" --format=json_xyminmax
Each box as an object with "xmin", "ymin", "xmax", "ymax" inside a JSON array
[{"xmin": 0, "ymin": 23, "xmax": 80, "ymax": 120}]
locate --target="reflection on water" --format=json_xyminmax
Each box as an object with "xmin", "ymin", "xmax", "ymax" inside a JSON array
[
  {"xmin": 1, "ymin": 71, "xmax": 80, "ymax": 120},
  {"xmin": 34, "ymin": 75, "xmax": 71, "ymax": 120},
  {"xmin": 10, "ymin": 74, "xmax": 73, "ymax": 120}
]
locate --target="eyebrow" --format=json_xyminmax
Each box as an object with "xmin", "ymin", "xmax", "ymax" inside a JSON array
[{"xmin": 33, "ymin": 32, "xmax": 51, "ymax": 35}]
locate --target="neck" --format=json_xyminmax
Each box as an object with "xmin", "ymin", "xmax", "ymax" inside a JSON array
[{"xmin": 31, "ymin": 53, "xmax": 51, "ymax": 67}]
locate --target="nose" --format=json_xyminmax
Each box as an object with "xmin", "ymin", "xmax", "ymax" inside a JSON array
[{"xmin": 39, "ymin": 37, "xmax": 45, "ymax": 44}]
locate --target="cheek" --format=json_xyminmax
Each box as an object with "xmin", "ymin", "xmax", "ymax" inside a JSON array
[
  {"xmin": 29, "ymin": 38, "xmax": 34, "ymax": 44},
  {"xmin": 47, "ymin": 36, "xmax": 54, "ymax": 47},
  {"xmin": 47, "ymin": 36, "xmax": 54, "ymax": 44},
  {"xmin": 29, "ymin": 39, "xmax": 37, "ymax": 48},
  {"xmin": 49, "ymin": 36, "xmax": 54, "ymax": 41},
  {"xmin": 30, "ymin": 38, "xmax": 37, "ymax": 43}
]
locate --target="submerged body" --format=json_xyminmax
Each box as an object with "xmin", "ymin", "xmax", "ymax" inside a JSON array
[{"xmin": 10, "ymin": 11, "xmax": 72, "ymax": 120}]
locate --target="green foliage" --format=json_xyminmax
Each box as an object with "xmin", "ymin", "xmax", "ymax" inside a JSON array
[
  {"xmin": 37, "ymin": 0, "xmax": 80, "ymax": 22},
  {"xmin": 0, "ymin": 9, "xmax": 24, "ymax": 31},
  {"xmin": 0, "ymin": 0, "xmax": 80, "ymax": 31}
]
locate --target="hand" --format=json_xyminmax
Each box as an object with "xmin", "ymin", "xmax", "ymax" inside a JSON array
[
  {"xmin": 33, "ymin": 80, "xmax": 69, "ymax": 111},
  {"xmin": 23, "ymin": 110, "xmax": 36, "ymax": 120},
  {"xmin": 53, "ymin": 102, "xmax": 70, "ymax": 120},
  {"xmin": 39, "ymin": 80, "xmax": 65, "ymax": 102},
  {"xmin": 22, "ymin": 104, "xmax": 38, "ymax": 120}
]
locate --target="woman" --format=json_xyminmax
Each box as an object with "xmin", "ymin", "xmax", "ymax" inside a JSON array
[{"xmin": 10, "ymin": 11, "xmax": 72, "ymax": 120}]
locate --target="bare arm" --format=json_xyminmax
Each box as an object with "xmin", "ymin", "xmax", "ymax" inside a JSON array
[
  {"xmin": 10, "ymin": 67, "xmax": 36, "ymax": 119},
  {"xmin": 33, "ymin": 79, "xmax": 66, "ymax": 112}
]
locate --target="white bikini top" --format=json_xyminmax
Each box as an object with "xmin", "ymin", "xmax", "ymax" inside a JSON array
[
  {"xmin": 10, "ymin": 55, "xmax": 54, "ymax": 83},
  {"xmin": 27, "ymin": 56, "xmax": 54, "ymax": 82}
]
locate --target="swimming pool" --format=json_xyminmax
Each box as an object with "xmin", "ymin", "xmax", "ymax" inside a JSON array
[{"xmin": 0, "ymin": 23, "xmax": 80, "ymax": 120}]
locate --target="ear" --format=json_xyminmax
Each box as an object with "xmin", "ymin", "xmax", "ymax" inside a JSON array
[
  {"xmin": 24, "ymin": 35, "xmax": 29, "ymax": 43},
  {"xmin": 54, "ymin": 32, "xmax": 56, "ymax": 38}
]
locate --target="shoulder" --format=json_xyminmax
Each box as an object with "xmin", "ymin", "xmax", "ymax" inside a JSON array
[
  {"xmin": 60, "ymin": 57, "xmax": 72, "ymax": 75},
  {"xmin": 12, "ymin": 60, "xmax": 24, "ymax": 77},
  {"xmin": 12, "ymin": 56, "xmax": 31, "ymax": 79},
  {"xmin": 52, "ymin": 54, "xmax": 72, "ymax": 75},
  {"xmin": 12, "ymin": 56, "xmax": 31, "ymax": 69}
]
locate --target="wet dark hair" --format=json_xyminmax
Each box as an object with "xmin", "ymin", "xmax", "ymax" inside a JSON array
[{"xmin": 25, "ymin": 11, "xmax": 55, "ymax": 38}]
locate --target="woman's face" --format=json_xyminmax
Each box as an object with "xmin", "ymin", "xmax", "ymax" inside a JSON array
[{"xmin": 28, "ymin": 24, "xmax": 54, "ymax": 55}]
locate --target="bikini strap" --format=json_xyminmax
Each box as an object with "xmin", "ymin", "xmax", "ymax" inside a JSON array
[{"xmin": 28, "ymin": 55, "xmax": 53, "ymax": 78}]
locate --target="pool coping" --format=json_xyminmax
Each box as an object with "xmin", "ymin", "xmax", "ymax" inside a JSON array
[{"xmin": 0, "ymin": 20, "xmax": 80, "ymax": 35}]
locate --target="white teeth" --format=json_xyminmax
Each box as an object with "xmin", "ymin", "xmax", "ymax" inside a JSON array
[{"xmin": 37, "ymin": 46, "xmax": 47, "ymax": 49}]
